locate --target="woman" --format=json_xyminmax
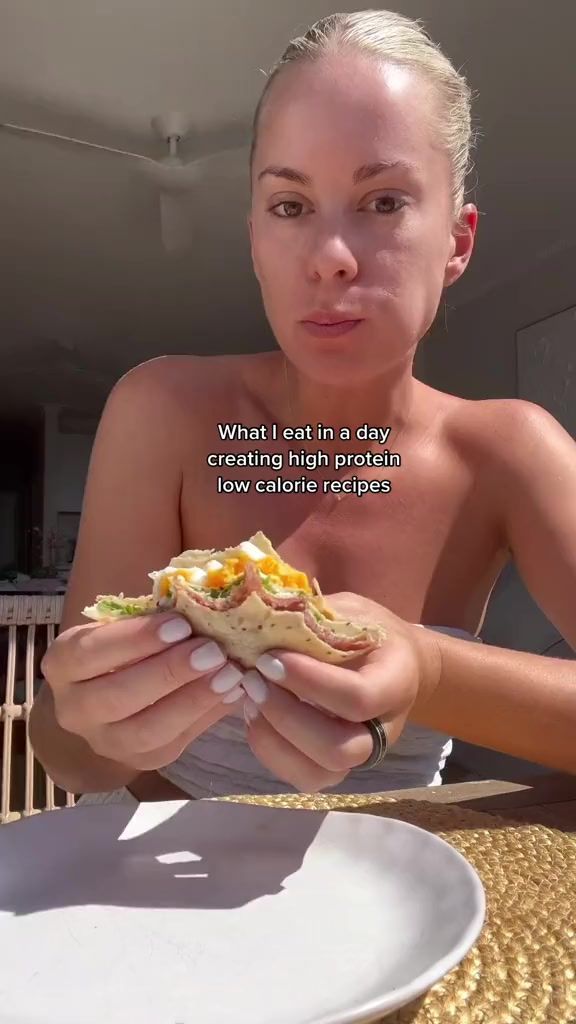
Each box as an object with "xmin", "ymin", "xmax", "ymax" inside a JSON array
[{"xmin": 30, "ymin": 10, "xmax": 576, "ymax": 803}]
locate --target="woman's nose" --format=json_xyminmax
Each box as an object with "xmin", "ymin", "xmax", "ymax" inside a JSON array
[{"xmin": 306, "ymin": 232, "xmax": 359, "ymax": 282}]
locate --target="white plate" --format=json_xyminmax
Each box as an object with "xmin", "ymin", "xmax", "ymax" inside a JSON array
[{"xmin": 0, "ymin": 801, "xmax": 485, "ymax": 1024}]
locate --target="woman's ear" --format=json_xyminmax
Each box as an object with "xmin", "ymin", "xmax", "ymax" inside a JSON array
[{"xmin": 444, "ymin": 204, "xmax": 478, "ymax": 288}]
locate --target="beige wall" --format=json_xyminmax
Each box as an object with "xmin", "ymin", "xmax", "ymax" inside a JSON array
[{"xmin": 421, "ymin": 243, "xmax": 576, "ymax": 399}]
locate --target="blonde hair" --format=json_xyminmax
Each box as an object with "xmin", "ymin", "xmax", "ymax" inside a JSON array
[{"xmin": 251, "ymin": 10, "xmax": 476, "ymax": 212}]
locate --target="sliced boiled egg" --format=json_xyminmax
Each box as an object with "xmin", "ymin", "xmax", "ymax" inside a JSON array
[
  {"xmin": 153, "ymin": 565, "xmax": 209, "ymax": 594},
  {"xmin": 186, "ymin": 566, "xmax": 208, "ymax": 584},
  {"xmin": 239, "ymin": 540, "xmax": 266, "ymax": 561},
  {"xmin": 152, "ymin": 544, "xmax": 312, "ymax": 595}
]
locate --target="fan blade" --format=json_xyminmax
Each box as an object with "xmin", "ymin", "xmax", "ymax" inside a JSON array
[
  {"xmin": 4, "ymin": 338, "xmax": 116, "ymax": 386},
  {"xmin": 4, "ymin": 362, "xmax": 113, "ymax": 387},
  {"xmin": 159, "ymin": 192, "xmax": 194, "ymax": 253},
  {"xmin": 138, "ymin": 156, "xmax": 203, "ymax": 193},
  {"xmin": 139, "ymin": 145, "xmax": 249, "ymax": 192},
  {"xmin": 189, "ymin": 145, "xmax": 250, "ymax": 180},
  {"xmin": 0, "ymin": 119, "xmax": 152, "ymax": 164}
]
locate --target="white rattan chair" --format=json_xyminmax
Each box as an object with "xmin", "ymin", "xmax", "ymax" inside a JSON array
[{"xmin": 0, "ymin": 594, "xmax": 76, "ymax": 823}]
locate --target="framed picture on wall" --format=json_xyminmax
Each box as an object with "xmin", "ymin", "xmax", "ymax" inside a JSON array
[{"xmin": 516, "ymin": 304, "xmax": 576, "ymax": 440}]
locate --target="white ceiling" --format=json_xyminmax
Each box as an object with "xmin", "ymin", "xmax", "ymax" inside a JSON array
[{"xmin": 1, "ymin": 0, "xmax": 575, "ymax": 414}]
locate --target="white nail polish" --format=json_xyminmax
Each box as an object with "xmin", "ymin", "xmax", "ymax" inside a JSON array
[
  {"xmin": 244, "ymin": 698, "xmax": 260, "ymax": 723},
  {"xmin": 189, "ymin": 641, "xmax": 226, "ymax": 672},
  {"xmin": 158, "ymin": 618, "xmax": 192, "ymax": 643},
  {"xmin": 222, "ymin": 685, "xmax": 244, "ymax": 704},
  {"xmin": 210, "ymin": 663, "xmax": 244, "ymax": 694},
  {"xmin": 255, "ymin": 653, "xmax": 285, "ymax": 682},
  {"xmin": 242, "ymin": 669, "xmax": 269, "ymax": 705}
]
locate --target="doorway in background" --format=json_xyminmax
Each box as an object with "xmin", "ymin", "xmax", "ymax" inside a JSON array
[{"xmin": 0, "ymin": 411, "xmax": 44, "ymax": 578}]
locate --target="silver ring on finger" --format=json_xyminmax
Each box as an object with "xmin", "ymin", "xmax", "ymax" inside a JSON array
[{"xmin": 359, "ymin": 717, "xmax": 389, "ymax": 770}]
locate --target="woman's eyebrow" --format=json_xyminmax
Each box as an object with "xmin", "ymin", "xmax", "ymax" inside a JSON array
[
  {"xmin": 257, "ymin": 166, "xmax": 312, "ymax": 186},
  {"xmin": 353, "ymin": 159, "xmax": 415, "ymax": 183},
  {"xmin": 257, "ymin": 159, "xmax": 415, "ymax": 186}
]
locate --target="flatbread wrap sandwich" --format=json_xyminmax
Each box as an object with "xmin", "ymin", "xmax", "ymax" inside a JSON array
[{"xmin": 83, "ymin": 531, "xmax": 386, "ymax": 668}]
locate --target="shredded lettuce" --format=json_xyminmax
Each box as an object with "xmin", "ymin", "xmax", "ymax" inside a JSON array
[
  {"xmin": 260, "ymin": 573, "xmax": 278, "ymax": 593},
  {"xmin": 259, "ymin": 573, "xmax": 311, "ymax": 599},
  {"xmin": 96, "ymin": 597, "xmax": 153, "ymax": 617},
  {"xmin": 86, "ymin": 565, "xmax": 323, "ymax": 624},
  {"xmin": 206, "ymin": 578, "xmax": 244, "ymax": 599}
]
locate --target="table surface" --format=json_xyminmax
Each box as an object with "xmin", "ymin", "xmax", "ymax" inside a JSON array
[
  {"xmin": 380, "ymin": 771, "xmax": 576, "ymax": 833},
  {"xmin": 130, "ymin": 769, "xmax": 576, "ymax": 833}
]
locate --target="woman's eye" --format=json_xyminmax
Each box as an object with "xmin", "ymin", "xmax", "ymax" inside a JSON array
[
  {"xmin": 366, "ymin": 195, "xmax": 406, "ymax": 215},
  {"xmin": 270, "ymin": 201, "xmax": 304, "ymax": 218}
]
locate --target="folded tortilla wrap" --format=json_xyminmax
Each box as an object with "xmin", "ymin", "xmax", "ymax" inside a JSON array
[{"xmin": 83, "ymin": 531, "xmax": 386, "ymax": 667}]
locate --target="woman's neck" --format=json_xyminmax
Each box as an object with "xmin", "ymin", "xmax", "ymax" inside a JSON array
[{"xmin": 283, "ymin": 356, "xmax": 418, "ymax": 449}]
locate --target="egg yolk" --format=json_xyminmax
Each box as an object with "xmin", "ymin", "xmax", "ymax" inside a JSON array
[{"xmin": 205, "ymin": 553, "xmax": 311, "ymax": 593}]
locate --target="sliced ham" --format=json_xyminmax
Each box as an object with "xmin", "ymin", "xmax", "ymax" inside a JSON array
[
  {"xmin": 245, "ymin": 564, "xmax": 375, "ymax": 650},
  {"xmin": 243, "ymin": 562, "xmax": 309, "ymax": 610},
  {"xmin": 172, "ymin": 575, "xmax": 249, "ymax": 611},
  {"xmin": 302, "ymin": 606, "xmax": 375, "ymax": 651},
  {"xmin": 174, "ymin": 560, "xmax": 376, "ymax": 653},
  {"xmin": 176, "ymin": 562, "xmax": 306, "ymax": 613}
]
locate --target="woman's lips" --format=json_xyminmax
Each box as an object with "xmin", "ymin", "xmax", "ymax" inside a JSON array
[{"xmin": 299, "ymin": 319, "xmax": 364, "ymax": 338}]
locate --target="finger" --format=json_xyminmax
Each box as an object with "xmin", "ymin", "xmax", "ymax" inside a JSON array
[
  {"xmin": 103, "ymin": 668, "xmax": 244, "ymax": 754},
  {"xmin": 56, "ymin": 637, "xmax": 236, "ymax": 731},
  {"xmin": 43, "ymin": 612, "xmax": 196, "ymax": 688},
  {"xmin": 245, "ymin": 706, "xmax": 347, "ymax": 793},
  {"xmin": 243, "ymin": 673, "xmax": 372, "ymax": 772},
  {"xmin": 91, "ymin": 687, "xmax": 240, "ymax": 765},
  {"xmin": 254, "ymin": 639, "xmax": 418, "ymax": 723}
]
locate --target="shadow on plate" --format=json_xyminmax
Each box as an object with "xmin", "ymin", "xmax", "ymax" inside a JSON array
[{"xmin": 0, "ymin": 801, "xmax": 327, "ymax": 916}]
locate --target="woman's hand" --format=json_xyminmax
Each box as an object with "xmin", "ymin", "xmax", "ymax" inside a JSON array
[
  {"xmin": 241, "ymin": 592, "xmax": 441, "ymax": 792},
  {"xmin": 41, "ymin": 612, "xmax": 246, "ymax": 773}
]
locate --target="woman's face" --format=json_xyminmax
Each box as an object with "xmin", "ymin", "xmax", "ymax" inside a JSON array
[{"xmin": 249, "ymin": 53, "xmax": 477, "ymax": 384}]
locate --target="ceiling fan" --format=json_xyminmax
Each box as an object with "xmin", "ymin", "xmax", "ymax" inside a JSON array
[
  {"xmin": 0, "ymin": 111, "xmax": 249, "ymax": 253},
  {"xmin": 4, "ymin": 338, "xmax": 117, "ymax": 389}
]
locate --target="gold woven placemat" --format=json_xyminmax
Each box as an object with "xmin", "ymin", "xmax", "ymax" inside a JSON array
[{"xmin": 220, "ymin": 792, "xmax": 576, "ymax": 1024}]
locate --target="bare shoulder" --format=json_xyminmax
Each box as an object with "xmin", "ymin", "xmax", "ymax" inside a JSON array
[
  {"xmin": 113, "ymin": 351, "xmax": 274, "ymax": 416},
  {"xmin": 112, "ymin": 354, "xmax": 216, "ymax": 407},
  {"xmin": 439, "ymin": 394, "xmax": 569, "ymax": 471}
]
